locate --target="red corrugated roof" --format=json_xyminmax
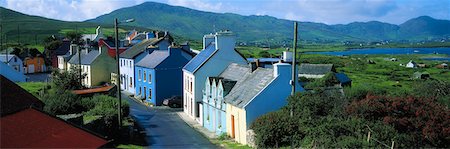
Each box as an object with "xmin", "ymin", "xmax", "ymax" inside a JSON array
[
  {"xmin": 0, "ymin": 108, "xmax": 108, "ymax": 148},
  {"xmin": 72, "ymin": 85, "xmax": 115, "ymax": 95}
]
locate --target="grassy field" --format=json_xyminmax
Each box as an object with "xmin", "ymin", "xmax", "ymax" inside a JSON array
[
  {"xmin": 300, "ymin": 54, "xmax": 449, "ymax": 93},
  {"xmin": 17, "ymin": 82, "xmax": 47, "ymax": 97},
  {"xmin": 59, "ymin": 27, "xmax": 128, "ymax": 37}
]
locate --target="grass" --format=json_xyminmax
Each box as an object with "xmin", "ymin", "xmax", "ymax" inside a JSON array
[
  {"xmin": 17, "ymin": 82, "xmax": 47, "ymax": 97},
  {"xmin": 59, "ymin": 27, "xmax": 128, "ymax": 37},
  {"xmin": 116, "ymin": 144, "xmax": 145, "ymax": 149},
  {"xmin": 300, "ymin": 54, "xmax": 449, "ymax": 93},
  {"xmin": 210, "ymin": 138, "xmax": 252, "ymax": 149}
]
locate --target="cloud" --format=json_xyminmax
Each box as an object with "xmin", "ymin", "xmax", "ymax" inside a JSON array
[
  {"xmin": 167, "ymin": 0, "xmax": 225, "ymax": 12},
  {"xmin": 1, "ymin": 0, "xmax": 448, "ymax": 24},
  {"xmin": 3, "ymin": 0, "xmax": 146, "ymax": 21}
]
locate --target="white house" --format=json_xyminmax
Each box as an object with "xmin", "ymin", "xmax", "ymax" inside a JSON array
[
  {"xmin": 81, "ymin": 26, "xmax": 104, "ymax": 43},
  {"xmin": 406, "ymin": 60, "xmax": 417, "ymax": 68},
  {"xmin": 182, "ymin": 30, "xmax": 247, "ymax": 124},
  {"xmin": 57, "ymin": 44, "xmax": 78, "ymax": 71},
  {"xmin": 0, "ymin": 54, "xmax": 24, "ymax": 74},
  {"xmin": 119, "ymin": 33, "xmax": 171, "ymax": 94}
]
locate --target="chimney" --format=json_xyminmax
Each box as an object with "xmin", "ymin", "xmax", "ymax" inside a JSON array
[
  {"xmin": 203, "ymin": 33, "xmax": 215, "ymax": 49},
  {"xmin": 273, "ymin": 62, "xmax": 291, "ymax": 78},
  {"xmin": 282, "ymin": 51, "xmax": 293, "ymax": 62},
  {"xmin": 249, "ymin": 61, "xmax": 257, "ymax": 72},
  {"xmin": 69, "ymin": 44, "xmax": 78, "ymax": 55},
  {"xmin": 215, "ymin": 30, "xmax": 235, "ymax": 51}
]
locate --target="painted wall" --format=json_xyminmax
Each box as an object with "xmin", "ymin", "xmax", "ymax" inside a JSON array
[
  {"xmin": 2, "ymin": 55, "xmax": 24, "ymax": 74},
  {"xmin": 90, "ymin": 46, "xmax": 118, "ymax": 87},
  {"xmin": 135, "ymin": 67, "xmax": 156, "ymax": 104},
  {"xmin": 202, "ymin": 78, "xmax": 227, "ymax": 135},
  {"xmin": 24, "ymin": 57, "xmax": 46, "ymax": 73},
  {"xmin": 226, "ymin": 104, "xmax": 247, "ymax": 144},
  {"xmin": 120, "ymin": 58, "xmax": 135, "ymax": 94}
]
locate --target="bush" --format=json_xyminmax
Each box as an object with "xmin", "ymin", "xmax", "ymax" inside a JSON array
[
  {"xmin": 251, "ymin": 110, "xmax": 300, "ymax": 148},
  {"xmin": 42, "ymin": 91, "xmax": 84, "ymax": 115},
  {"xmin": 346, "ymin": 95, "xmax": 450, "ymax": 147}
]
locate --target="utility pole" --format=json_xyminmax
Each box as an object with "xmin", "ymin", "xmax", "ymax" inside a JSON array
[
  {"xmin": 115, "ymin": 18, "xmax": 123, "ymax": 129},
  {"xmin": 291, "ymin": 22, "xmax": 298, "ymax": 96},
  {"xmin": 17, "ymin": 25, "xmax": 19, "ymax": 46},
  {"xmin": 290, "ymin": 21, "xmax": 298, "ymax": 149}
]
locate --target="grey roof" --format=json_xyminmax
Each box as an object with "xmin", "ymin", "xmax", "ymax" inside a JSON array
[
  {"xmin": 68, "ymin": 49, "xmax": 99, "ymax": 65},
  {"xmin": 135, "ymin": 50, "xmax": 169, "ymax": 68},
  {"xmin": 120, "ymin": 38, "xmax": 163, "ymax": 59},
  {"xmin": 0, "ymin": 54, "xmax": 17, "ymax": 62},
  {"xmin": 224, "ymin": 66, "xmax": 274, "ymax": 108},
  {"xmin": 299, "ymin": 63, "xmax": 335, "ymax": 75}
]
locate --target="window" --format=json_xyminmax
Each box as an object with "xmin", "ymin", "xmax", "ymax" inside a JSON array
[
  {"xmin": 148, "ymin": 74, "xmax": 152, "ymax": 84},
  {"xmin": 149, "ymin": 89, "xmax": 152, "ymax": 99},
  {"xmin": 138, "ymin": 70, "xmax": 141, "ymax": 80},
  {"xmin": 143, "ymin": 71, "xmax": 146, "ymax": 82},
  {"xmin": 190, "ymin": 81, "xmax": 193, "ymax": 93},
  {"xmin": 139, "ymin": 87, "xmax": 141, "ymax": 95},
  {"xmin": 130, "ymin": 61, "xmax": 132, "ymax": 68},
  {"xmin": 120, "ymin": 75, "xmax": 123, "ymax": 84},
  {"xmin": 14, "ymin": 57, "xmax": 17, "ymax": 62},
  {"xmin": 130, "ymin": 77, "xmax": 133, "ymax": 87}
]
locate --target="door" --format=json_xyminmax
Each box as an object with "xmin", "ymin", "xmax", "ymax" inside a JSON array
[
  {"xmin": 144, "ymin": 87, "xmax": 147, "ymax": 99},
  {"xmin": 231, "ymin": 115, "xmax": 235, "ymax": 138},
  {"xmin": 28, "ymin": 64, "xmax": 35, "ymax": 73}
]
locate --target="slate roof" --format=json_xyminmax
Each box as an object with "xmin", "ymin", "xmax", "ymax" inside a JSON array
[
  {"xmin": 55, "ymin": 41, "xmax": 71, "ymax": 55},
  {"xmin": 120, "ymin": 38, "xmax": 162, "ymax": 59},
  {"xmin": 299, "ymin": 64, "xmax": 335, "ymax": 75},
  {"xmin": 219, "ymin": 63, "xmax": 251, "ymax": 81},
  {"xmin": 222, "ymin": 79, "xmax": 237, "ymax": 96},
  {"xmin": 183, "ymin": 42, "xmax": 218, "ymax": 73},
  {"xmin": 68, "ymin": 49, "xmax": 99, "ymax": 65},
  {"xmin": 223, "ymin": 67, "xmax": 274, "ymax": 108},
  {"xmin": 1, "ymin": 75, "xmax": 44, "ymax": 116},
  {"xmin": 335, "ymin": 73, "xmax": 351, "ymax": 84},
  {"xmin": 135, "ymin": 50, "xmax": 169, "ymax": 68},
  {"xmin": 0, "ymin": 54, "xmax": 17, "ymax": 63}
]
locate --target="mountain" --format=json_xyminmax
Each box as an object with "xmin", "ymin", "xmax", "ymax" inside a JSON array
[
  {"xmin": 0, "ymin": 7, "xmax": 148, "ymax": 46},
  {"xmin": 87, "ymin": 2, "xmax": 450, "ymax": 44}
]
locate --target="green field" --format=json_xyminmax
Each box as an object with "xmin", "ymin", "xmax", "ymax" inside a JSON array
[{"xmin": 300, "ymin": 54, "xmax": 449, "ymax": 93}]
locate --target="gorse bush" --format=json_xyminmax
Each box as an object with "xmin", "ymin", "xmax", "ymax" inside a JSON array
[{"xmin": 42, "ymin": 91, "xmax": 84, "ymax": 115}]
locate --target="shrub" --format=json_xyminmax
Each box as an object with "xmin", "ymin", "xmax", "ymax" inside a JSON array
[
  {"xmin": 346, "ymin": 95, "xmax": 450, "ymax": 147},
  {"xmin": 42, "ymin": 91, "xmax": 84, "ymax": 115},
  {"xmin": 250, "ymin": 110, "xmax": 300, "ymax": 148}
]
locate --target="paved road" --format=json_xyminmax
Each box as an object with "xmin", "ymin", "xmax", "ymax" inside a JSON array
[
  {"xmin": 125, "ymin": 94, "xmax": 216, "ymax": 149},
  {"xmin": 26, "ymin": 72, "xmax": 51, "ymax": 82}
]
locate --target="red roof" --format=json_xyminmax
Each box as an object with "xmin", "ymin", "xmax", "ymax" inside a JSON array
[
  {"xmin": 98, "ymin": 38, "xmax": 127, "ymax": 58},
  {"xmin": 1, "ymin": 108, "xmax": 108, "ymax": 148},
  {"xmin": 72, "ymin": 85, "xmax": 115, "ymax": 95}
]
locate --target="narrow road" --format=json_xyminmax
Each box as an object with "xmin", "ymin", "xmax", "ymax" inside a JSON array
[{"xmin": 124, "ymin": 94, "xmax": 216, "ymax": 149}]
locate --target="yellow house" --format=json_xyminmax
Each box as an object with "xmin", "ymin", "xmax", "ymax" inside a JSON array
[{"xmin": 224, "ymin": 63, "xmax": 304, "ymax": 145}]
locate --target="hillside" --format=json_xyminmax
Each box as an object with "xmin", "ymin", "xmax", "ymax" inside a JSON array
[
  {"xmin": 0, "ymin": 7, "xmax": 150, "ymax": 46},
  {"xmin": 87, "ymin": 2, "xmax": 450, "ymax": 45}
]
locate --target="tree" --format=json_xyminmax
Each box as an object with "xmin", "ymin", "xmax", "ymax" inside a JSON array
[
  {"xmin": 51, "ymin": 66, "xmax": 86, "ymax": 93},
  {"xmin": 65, "ymin": 31, "xmax": 83, "ymax": 44}
]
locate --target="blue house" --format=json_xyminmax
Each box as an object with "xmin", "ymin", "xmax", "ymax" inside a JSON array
[
  {"xmin": 119, "ymin": 34, "xmax": 172, "ymax": 94},
  {"xmin": 135, "ymin": 46, "xmax": 194, "ymax": 105},
  {"xmin": 202, "ymin": 77, "xmax": 237, "ymax": 135}
]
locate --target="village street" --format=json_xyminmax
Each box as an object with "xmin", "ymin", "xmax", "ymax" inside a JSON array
[{"xmin": 124, "ymin": 94, "xmax": 216, "ymax": 149}]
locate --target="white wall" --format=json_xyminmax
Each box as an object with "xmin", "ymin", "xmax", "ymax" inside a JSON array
[{"xmin": 120, "ymin": 58, "xmax": 135, "ymax": 94}]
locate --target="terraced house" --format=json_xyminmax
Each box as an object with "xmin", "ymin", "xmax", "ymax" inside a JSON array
[
  {"xmin": 182, "ymin": 30, "xmax": 247, "ymax": 124},
  {"xmin": 119, "ymin": 32, "xmax": 172, "ymax": 94},
  {"xmin": 135, "ymin": 44, "xmax": 194, "ymax": 105}
]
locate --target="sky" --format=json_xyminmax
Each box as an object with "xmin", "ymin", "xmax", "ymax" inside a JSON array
[{"xmin": 1, "ymin": 0, "xmax": 449, "ymax": 25}]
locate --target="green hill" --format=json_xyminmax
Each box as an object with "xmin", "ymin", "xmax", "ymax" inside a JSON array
[
  {"xmin": 86, "ymin": 2, "xmax": 450, "ymax": 45},
  {"xmin": 0, "ymin": 7, "xmax": 152, "ymax": 47}
]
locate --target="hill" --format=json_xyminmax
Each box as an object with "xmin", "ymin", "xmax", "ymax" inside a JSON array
[
  {"xmin": 0, "ymin": 7, "xmax": 150, "ymax": 47},
  {"xmin": 87, "ymin": 2, "xmax": 450, "ymax": 45}
]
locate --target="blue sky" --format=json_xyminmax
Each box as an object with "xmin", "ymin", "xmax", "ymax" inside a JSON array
[{"xmin": 1, "ymin": 0, "xmax": 449, "ymax": 24}]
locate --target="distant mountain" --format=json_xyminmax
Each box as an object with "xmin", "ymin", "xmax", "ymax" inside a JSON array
[
  {"xmin": 0, "ymin": 7, "xmax": 100, "ymax": 45},
  {"xmin": 0, "ymin": 7, "xmax": 148, "ymax": 46},
  {"xmin": 87, "ymin": 2, "xmax": 450, "ymax": 44}
]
